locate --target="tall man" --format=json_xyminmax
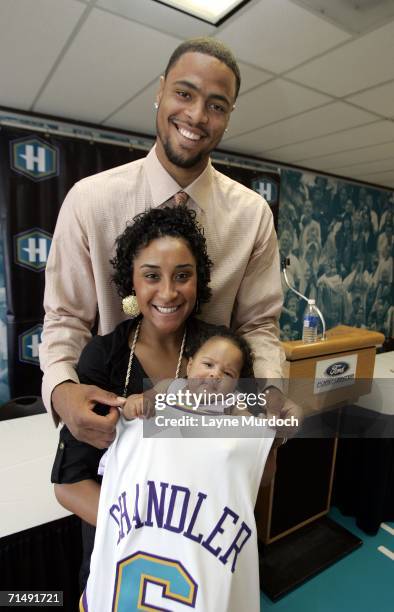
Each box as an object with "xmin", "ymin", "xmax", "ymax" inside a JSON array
[{"xmin": 40, "ymin": 38, "xmax": 285, "ymax": 447}]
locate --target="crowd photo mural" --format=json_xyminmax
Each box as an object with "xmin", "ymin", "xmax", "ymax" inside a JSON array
[{"xmin": 278, "ymin": 169, "xmax": 393, "ymax": 344}]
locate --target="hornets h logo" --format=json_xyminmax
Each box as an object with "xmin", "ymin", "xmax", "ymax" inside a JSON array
[{"xmin": 10, "ymin": 136, "xmax": 59, "ymax": 181}]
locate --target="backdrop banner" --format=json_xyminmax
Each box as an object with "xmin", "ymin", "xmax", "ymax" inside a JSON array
[{"xmin": 0, "ymin": 126, "xmax": 145, "ymax": 410}]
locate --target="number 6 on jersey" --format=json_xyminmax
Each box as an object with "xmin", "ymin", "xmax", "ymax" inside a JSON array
[{"xmin": 112, "ymin": 551, "xmax": 198, "ymax": 611}]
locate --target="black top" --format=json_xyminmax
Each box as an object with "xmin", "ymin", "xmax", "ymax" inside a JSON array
[
  {"xmin": 51, "ymin": 317, "xmax": 224, "ymax": 484},
  {"xmin": 77, "ymin": 317, "xmax": 150, "ymax": 397}
]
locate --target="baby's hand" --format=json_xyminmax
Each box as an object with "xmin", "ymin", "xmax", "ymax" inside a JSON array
[{"xmin": 123, "ymin": 393, "xmax": 155, "ymax": 420}]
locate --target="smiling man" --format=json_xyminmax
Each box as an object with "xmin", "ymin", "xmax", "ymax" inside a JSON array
[
  {"xmin": 155, "ymin": 50, "xmax": 237, "ymax": 182},
  {"xmin": 40, "ymin": 38, "xmax": 285, "ymax": 445}
]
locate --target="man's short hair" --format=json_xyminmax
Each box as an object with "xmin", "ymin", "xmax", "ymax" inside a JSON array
[{"xmin": 164, "ymin": 37, "xmax": 241, "ymax": 100}]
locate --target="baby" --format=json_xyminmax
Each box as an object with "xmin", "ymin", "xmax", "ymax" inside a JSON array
[{"xmin": 122, "ymin": 329, "xmax": 259, "ymax": 420}]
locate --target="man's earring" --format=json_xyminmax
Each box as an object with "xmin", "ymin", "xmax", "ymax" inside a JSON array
[
  {"xmin": 122, "ymin": 290, "xmax": 140, "ymax": 317},
  {"xmin": 224, "ymin": 128, "xmax": 228, "ymax": 133},
  {"xmin": 154, "ymin": 102, "xmax": 159, "ymax": 110}
]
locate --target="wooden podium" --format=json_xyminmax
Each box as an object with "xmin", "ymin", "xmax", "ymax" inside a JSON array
[
  {"xmin": 256, "ymin": 325, "xmax": 384, "ymax": 545},
  {"xmin": 256, "ymin": 326, "xmax": 384, "ymax": 600}
]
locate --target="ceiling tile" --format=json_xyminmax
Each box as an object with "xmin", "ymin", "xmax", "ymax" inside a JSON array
[
  {"xmin": 356, "ymin": 169, "xmax": 394, "ymax": 188},
  {"xmin": 223, "ymin": 101, "xmax": 375, "ymax": 154},
  {"xmin": 237, "ymin": 62, "xmax": 272, "ymax": 94},
  {"xmin": 104, "ymin": 82, "xmax": 157, "ymax": 136},
  {"xmin": 220, "ymin": 140, "xmax": 253, "ymax": 156},
  {"xmin": 34, "ymin": 8, "xmax": 180, "ymax": 122},
  {"xmin": 348, "ymin": 81, "xmax": 394, "ymax": 118},
  {"xmin": 337, "ymin": 157, "xmax": 394, "ymax": 178},
  {"xmin": 0, "ymin": 0, "xmax": 84, "ymax": 110},
  {"xmin": 287, "ymin": 20, "xmax": 394, "ymax": 96},
  {"xmin": 217, "ymin": 0, "xmax": 350, "ymax": 74},
  {"xmin": 298, "ymin": 142, "xmax": 394, "ymax": 171},
  {"xmin": 225, "ymin": 78, "xmax": 330, "ymax": 140},
  {"xmin": 268, "ymin": 121, "xmax": 394, "ymax": 163},
  {"xmin": 96, "ymin": 0, "xmax": 215, "ymax": 38}
]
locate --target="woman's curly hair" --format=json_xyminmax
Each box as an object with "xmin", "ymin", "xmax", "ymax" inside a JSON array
[{"xmin": 110, "ymin": 205, "xmax": 212, "ymax": 313}]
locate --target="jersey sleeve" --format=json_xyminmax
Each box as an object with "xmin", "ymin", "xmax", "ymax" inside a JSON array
[{"xmin": 97, "ymin": 449, "xmax": 110, "ymax": 476}]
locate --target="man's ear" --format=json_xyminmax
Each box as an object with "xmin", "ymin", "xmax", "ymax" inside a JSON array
[
  {"xmin": 225, "ymin": 103, "xmax": 236, "ymax": 132},
  {"xmin": 156, "ymin": 75, "xmax": 165, "ymax": 107}
]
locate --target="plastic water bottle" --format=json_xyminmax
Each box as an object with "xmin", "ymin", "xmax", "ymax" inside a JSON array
[{"xmin": 302, "ymin": 299, "xmax": 318, "ymax": 343}]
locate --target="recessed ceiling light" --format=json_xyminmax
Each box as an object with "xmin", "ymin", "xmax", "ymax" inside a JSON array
[{"xmin": 152, "ymin": 0, "xmax": 251, "ymax": 25}]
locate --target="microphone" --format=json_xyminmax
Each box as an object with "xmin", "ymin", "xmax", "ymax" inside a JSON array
[{"xmin": 281, "ymin": 257, "xmax": 326, "ymax": 341}]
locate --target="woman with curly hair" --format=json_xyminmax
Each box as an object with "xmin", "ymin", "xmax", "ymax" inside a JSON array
[{"xmin": 52, "ymin": 205, "xmax": 274, "ymax": 612}]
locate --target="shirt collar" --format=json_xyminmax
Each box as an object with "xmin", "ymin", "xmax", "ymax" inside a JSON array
[{"xmin": 144, "ymin": 145, "xmax": 213, "ymax": 213}]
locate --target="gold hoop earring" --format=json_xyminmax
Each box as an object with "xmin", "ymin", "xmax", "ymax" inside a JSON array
[{"xmin": 122, "ymin": 291, "xmax": 140, "ymax": 317}]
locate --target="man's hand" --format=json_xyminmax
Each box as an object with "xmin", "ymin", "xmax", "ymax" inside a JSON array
[
  {"xmin": 265, "ymin": 387, "xmax": 303, "ymax": 439},
  {"xmin": 52, "ymin": 382, "xmax": 125, "ymax": 449}
]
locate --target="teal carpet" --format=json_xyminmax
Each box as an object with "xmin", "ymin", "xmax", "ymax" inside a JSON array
[{"xmin": 261, "ymin": 508, "xmax": 394, "ymax": 612}]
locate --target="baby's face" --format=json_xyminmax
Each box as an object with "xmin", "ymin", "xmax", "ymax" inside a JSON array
[{"xmin": 186, "ymin": 337, "xmax": 243, "ymax": 395}]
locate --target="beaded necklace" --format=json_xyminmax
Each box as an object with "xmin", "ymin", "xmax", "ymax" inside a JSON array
[{"xmin": 122, "ymin": 320, "xmax": 186, "ymax": 397}]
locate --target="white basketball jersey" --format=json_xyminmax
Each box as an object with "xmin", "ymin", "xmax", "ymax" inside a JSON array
[{"xmin": 80, "ymin": 415, "xmax": 273, "ymax": 611}]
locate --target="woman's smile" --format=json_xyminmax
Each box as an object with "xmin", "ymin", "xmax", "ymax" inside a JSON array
[
  {"xmin": 152, "ymin": 303, "xmax": 183, "ymax": 314},
  {"xmin": 132, "ymin": 236, "xmax": 197, "ymax": 335}
]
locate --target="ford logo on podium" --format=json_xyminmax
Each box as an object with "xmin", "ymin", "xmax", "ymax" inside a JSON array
[{"xmin": 325, "ymin": 362, "xmax": 349, "ymax": 377}]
